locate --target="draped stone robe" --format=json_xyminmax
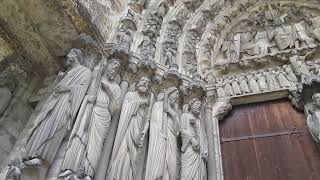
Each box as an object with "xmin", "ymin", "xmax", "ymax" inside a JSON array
[
  {"xmin": 180, "ymin": 112, "xmax": 207, "ymax": 180},
  {"xmin": 26, "ymin": 65, "xmax": 91, "ymax": 164},
  {"xmin": 145, "ymin": 101, "xmax": 179, "ymax": 180},
  {"xmin": 61, "ymin": 65, "xmax": 121, "ymax": 176},
  {"xmin": 107, "ymin": 91, "xmax": 149, "ymax": 180}
]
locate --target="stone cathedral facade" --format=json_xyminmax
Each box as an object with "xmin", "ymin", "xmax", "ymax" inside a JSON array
[{"xmin": 1, "ymin": 0, "xmax": 320, "ymax": 180}]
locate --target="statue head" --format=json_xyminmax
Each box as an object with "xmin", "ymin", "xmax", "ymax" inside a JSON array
[
  {"xmin": 75, "ymin": 167, "xmax": 85, "ymax": 178},
  {"xmin": 105, "ymin": 59, "xmax": 120, "ymax": 80},
  {"xmin": 313, "ymin": 93, "xmax": 320, "ymax": 108},
  {"xmin": 167, "ymin": 87, "xmax": 179, "ymax": 106},
  {"xmin": 189, "ymin": 98, "xmax": 201, "ymax": 115},
  {"xmin": 66, "ymin": 48, "xmax": 83, "ymax": 67},
  {"xmin": 137, "ymin": 77, "xmax": 150, "ymax": 94}
]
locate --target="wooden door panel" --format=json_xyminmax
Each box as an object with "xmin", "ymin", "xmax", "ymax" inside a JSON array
[{"xmin": 220, "ymin": 99, "xmax": 320, "ymax": 180}]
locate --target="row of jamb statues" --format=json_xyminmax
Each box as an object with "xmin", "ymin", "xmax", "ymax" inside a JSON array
[{"xmin": 6, "ymin": 48, "xmax": 208, "ymax": 180}]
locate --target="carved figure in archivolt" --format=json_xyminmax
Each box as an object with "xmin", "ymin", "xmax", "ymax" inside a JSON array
[
  {"xmin": 60, "ymin": 59, "xmax": 121, "ymax": 178},
  {"xmin": 25, "ymin": 48, "xmax": 91, "ymax": 165},
  {"xmin": 140, "ymin": 36, "xmax": 156, "ymax": 60},
  {"xmin": 145, "ymin": 87, "xmax": 181, "ymax": 180},
  {"xmin": 163, "ymin": 40, "xmax": 177, "ymax": 66},
  {"xmin": 180, "ymin": 98, "xmax": 207, "ymax": 180},
  {"xmin": 216, "ymin": 78, "xmax": 226, "ymax": 98},
  {"xmin": 107, "ymin": 77, "xmax": 154, "ymax": 180},
  {"xmin": 117, "ymin": 28, "xmax": 134, "ymax": 51}
]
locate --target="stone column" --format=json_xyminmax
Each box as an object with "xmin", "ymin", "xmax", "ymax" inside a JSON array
[{"xmin": 206, "ymin": 99, "xmax": 232, "ymax": 180}]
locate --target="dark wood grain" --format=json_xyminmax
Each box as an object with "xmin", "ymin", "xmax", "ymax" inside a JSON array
[{"xmin": 220, "ymin": 99, "xmax": 320, "ymax": 180}]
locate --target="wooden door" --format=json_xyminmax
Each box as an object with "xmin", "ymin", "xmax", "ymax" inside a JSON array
[{"xmin": 220, "ymin": 99, "xmax": 320, "ymax": 180}]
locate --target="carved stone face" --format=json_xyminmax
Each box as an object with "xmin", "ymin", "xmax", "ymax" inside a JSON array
[
  {"xmin": 313, "ymin": 93, "xmax": 320, "ymax": 108},
  {"xmin": 105, "ymin": 60, "xmax": 120, "ymax": 80},
  {"xmin": 190, "ymin": 99, "xmax": 201, "ymax": 115},
  {"xmin": 66, "ymin": 50, "xmax": 79, "ymax": 67},
  {"xmin": 137, "ymin": 77, "xmax": 150, "ymax": 93},
  {"xmin": 169, "ymin": 89, "xmax": 179, "ymax": 105}
]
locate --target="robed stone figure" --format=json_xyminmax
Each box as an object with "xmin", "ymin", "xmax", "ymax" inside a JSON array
[
  {"xmin": 107, "ymin": 77, "xmax": 154, "ymax": 180},
  {"xmin": 25, "ymin": 48, "xmax": 91, "ymax": 164},
  {"xmin": 60, "ymin": 59, "xmax": 121, "ymax": 177},
  {"xmin": 180, "ymin": 98, "xmax": 208, "ymax": 180},
  {"xmin": 145, "ymin": 87, "xmax": 180, "ymax": 180}
]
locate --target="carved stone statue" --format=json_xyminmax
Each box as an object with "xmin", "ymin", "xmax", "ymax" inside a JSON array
[
  {"xmin": 117, "ymin": 28, "xmax": 134, "ymax": 51},
  {"xmin": 264, "ymin": 68, "xmax": 280, "ymax": 91},
  {"xmin": 163, "ymin": 40, "xmax": 177, "ymax": 66},
  {"xmin": 25, "ymin": 49, "xmax": 91, "ymax": 167},
  {"xmin": 247, "ymin": 72, "xmax": 260, "ymax": 93},
  {"xmin": 239, "ymin": 73, "xmax": 250, "ymax": 94},
  {"xmin": 180, "ymin": 98, "xmax": 207, "ymax": 180},
  {"xmin": 240, "ymin": 27, "xmax": 259, "ymax": 57},
  {"xmin": 283, "ymin": 65, "xmax": 298, "ymax": 84},
  {"xmin": 60, "ymin": 59, "xmax": 122, "ymax": 178},
  {"xmin": 0, "ymin": 72, "xmax": 15, "ymax": 116},
  {"xmin": 145, "ymin": 87, "xmax": 180, "ymax": 180},
  {"xmin": 255, "ymin": 70, "xmax": 268, "ymax": 92},
  {"xmin": 276, "ymin": 67, "xmax": 291, "ymax": 88},
  {"xmin": 305, "ymin": 93, "xmax": 320, "ymax": 143},
  {"xmin": 230, "ymin": 75, "xmax": 241, "ymax": 95},
  {"xmin": 107, "ymin": 77, "xmax": 154, "ymax": 180},
  {"xmin": 221, "ymin": 36, "xmax": 239, "ymax": 63},
  {"xmin": 289, "ymin": 53, "xmax": 311, "ymax": 80},
  {"xmin": 267, "ymin": 25, "xmax": 299, "ymax": 51},
  {"xmin": 304, "ymin": 14, "xmax": 320, "ymax": 42},
  {"xmin": 223, "ymin": 77, "xmax": 234, "ymax": 96},
  {"xmin": 216, "ymin": 77, "xmax": 226, "ymax": 98},
  {"xmin": 140, "ymin": 36, "xmax": 156, "ymax": 60}
]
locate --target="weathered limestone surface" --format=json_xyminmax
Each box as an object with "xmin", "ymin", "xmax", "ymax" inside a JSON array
[{"xmin": 2, "ymin": 0, "xmax": 320, "ymax": 180}]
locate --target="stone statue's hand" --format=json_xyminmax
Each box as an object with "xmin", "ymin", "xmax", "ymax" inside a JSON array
[
  {"xmin": 87, "ymin": 95, "xmax": 97, "ymax": 103},
  {"xmin": 201, "ymin": 152, "xmax": 208, "ymax": 161},
  {"xmin": 191, "ymin": 139, "xmax": 200, "ymax": 152},
  {"xmin": 134, "ymin": 133, "xmax": 144, "ymax": 148},
  {"xmin": 57, "ymin": 71, "xmax": 66, "ymax": 77},
  {"xmin": 55, "ymin": 85, "xmax": 69, "ymax": 93}
]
